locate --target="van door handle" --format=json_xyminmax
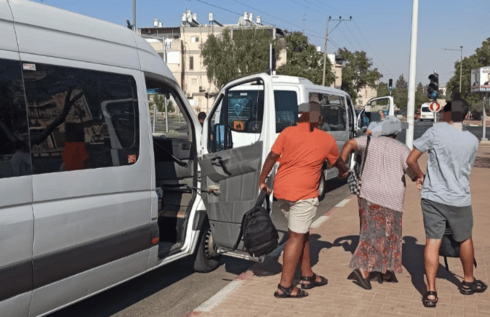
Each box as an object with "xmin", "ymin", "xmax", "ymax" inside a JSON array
[{"xmin": 211, "ymin": 156, "xmax": 232, "ymax": 176}]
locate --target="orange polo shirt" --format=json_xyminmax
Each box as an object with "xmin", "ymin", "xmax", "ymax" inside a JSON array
[
  {"xmin": 271, "ymin": 123, "xmax": 339, "ymax": 202},
  {"xmin": 62, "ymin": 142, "xmax": 89, "ymax": 171}
]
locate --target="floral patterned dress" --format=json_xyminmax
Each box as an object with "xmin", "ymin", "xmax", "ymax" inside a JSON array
[{"xmin": 349, "ymin": 197, "xmax": 403, "ymax": 273}]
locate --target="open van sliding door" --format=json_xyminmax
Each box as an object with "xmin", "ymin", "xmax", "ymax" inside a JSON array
[{"xmin": 200, "ymin": 74, "xmax": 275, "ymax": 261}]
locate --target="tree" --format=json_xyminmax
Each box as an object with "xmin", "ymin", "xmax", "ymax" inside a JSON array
[
  {"xmin": 276, "ymin": 32, "xmax": 334, "ymax": 86},
  {"xmin": 446, "ymin": 37, "xmax": 490, "ymax": 109},
  {"xmin": 202, "ymin": 28, "xmax": 280, "ymax": 89},
  {"xmin": 376, "ymin": 82, "xmax": 390, "ymax": 105},
  {"xmin": 337, "ymin": 48, "xmax": 382, "ymax": 101},
  {"xmin": 416, "ymin": 82, "xmax": 424, "ymax": 95},
  {"xmin": 150, "ymin": 94, "xmax": 175, "ymax": 113},
  {"xmin": 395, "ymin": 74, "xmax": 408, "ymax": 91}
]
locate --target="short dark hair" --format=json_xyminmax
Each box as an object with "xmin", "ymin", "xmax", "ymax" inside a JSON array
[
  {"xmin": 198, "ymin": 112, "xmax": 206, "ymax": 121},
  {"xmin": 451, "ymin": 99, "xmax": 470, "ymax": 122},
  {"xmin": 443, "ymin": 101, "xmax": 451, "ymax": 112}
]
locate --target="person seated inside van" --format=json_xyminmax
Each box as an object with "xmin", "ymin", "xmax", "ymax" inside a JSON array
[{"xmin": 62, "ymin": 122, "xmax": 90, "ymax": 171}]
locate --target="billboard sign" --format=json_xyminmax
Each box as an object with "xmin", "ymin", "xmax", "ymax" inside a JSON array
[{"xmin": 471, "ymin": 66, "xmax": 490, "ymax": 93}]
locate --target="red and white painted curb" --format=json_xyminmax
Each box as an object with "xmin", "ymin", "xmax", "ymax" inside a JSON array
[{"xmin": 184, "ymin": 196, "xmax": 354, "ymax": 317}]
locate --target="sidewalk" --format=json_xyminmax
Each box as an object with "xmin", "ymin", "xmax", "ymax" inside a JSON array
[
  {"xmin": 465, "ymin": 118, "xmax": 490, "ymax": 127},
  {"xmin": 186, "ymin": 146, "xmax": 490, "ymax": 317}
]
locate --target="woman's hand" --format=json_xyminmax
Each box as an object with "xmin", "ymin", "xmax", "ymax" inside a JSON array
[{"xmin": 416, "ymin": 176, "xmax": 425, "ymax": 190}]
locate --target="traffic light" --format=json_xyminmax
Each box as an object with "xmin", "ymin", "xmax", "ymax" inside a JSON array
[
  {"xmin": 389, "ymin": 79, "xmax": 393, "ymax": 91},
  {"xmin": 427, "ymin": 73, "xmax": 439, "ymax": 100},
  {"xmin": 205, "ymin": 92, "xmax": 209, "ymax": 99}
]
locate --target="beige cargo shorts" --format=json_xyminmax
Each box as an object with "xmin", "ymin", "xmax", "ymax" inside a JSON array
[{"xmin": 279, "ymin": 198, "xmax": 319, "ymax": 234}]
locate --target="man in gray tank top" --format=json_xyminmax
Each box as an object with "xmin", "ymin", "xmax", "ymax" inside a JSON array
[{"xmin": 407, "ymin": 98, "xmax": 487, "ymax": 308}]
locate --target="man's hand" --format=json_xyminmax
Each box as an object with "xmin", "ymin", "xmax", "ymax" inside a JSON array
[
  {"xmin": 339, "ymin": 171, "xmax": 349, "ymax": 180},
  {"xmin": 365, "ymin": 130, "xmax": 372, "ymax": 135},
  {"xmin": 258, "ymin": 151, "xmax": 280, "ymax": 196},
  {"xmin": 259, "ymin": 182, "xmax": 272, "ymax": 195}
]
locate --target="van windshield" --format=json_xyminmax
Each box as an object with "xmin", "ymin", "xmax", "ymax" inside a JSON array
[
  {"xmin": 421, "ymin": 107, "xmax": 431, "ymax": 112},
  {"xmin": 220, "ymin": 89, "xmax": 299, "ymax": 134}
]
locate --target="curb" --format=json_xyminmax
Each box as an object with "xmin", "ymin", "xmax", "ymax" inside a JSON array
[{"xmin": 185, "ymin": 196, "xmax": 354, "ymax": 316}]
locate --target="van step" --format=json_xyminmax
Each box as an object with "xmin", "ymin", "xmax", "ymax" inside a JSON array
[{"xmin": 158, "ymin": 241, "xmax": 182, "ymax": 259}]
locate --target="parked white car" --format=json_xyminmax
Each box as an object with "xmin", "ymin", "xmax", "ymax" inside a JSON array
[{"xmin": 420, "ymin": 103, "xmax": 435, "ymax": 121}]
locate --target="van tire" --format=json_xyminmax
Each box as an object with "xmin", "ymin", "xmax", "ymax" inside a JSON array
[
  {"xmin": 318, "ymin": 171, "xmax": 326, "ymax": 201},
  {"xmin": 194, "ymin": 220, "xmax": 221, "ymax": 273}
]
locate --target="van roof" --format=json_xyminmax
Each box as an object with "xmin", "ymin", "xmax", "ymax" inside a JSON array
[
  {"xmin": 234, "ymin": 74, "xmax": 350, "ymax": 97},
  {"xmin": 6, "ymin": 0, "xmax": 176, "ymax": 83}
]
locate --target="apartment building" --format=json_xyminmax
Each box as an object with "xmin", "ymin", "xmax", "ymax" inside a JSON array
[{"xmin": 139, "ymin": 11, "xmax": 287, "ymax": 114}]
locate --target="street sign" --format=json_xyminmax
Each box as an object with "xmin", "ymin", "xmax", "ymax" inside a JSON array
[{"xmin": 429, "ymin": 102, "xmax": 441, "ymax": 112}]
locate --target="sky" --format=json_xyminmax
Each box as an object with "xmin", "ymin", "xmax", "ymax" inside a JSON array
[{"xmin": 34, "ymin": 0, "xmax": 490, "ymax": 87}]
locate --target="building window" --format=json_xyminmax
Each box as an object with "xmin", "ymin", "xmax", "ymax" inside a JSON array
[
  {"xmin": 192, "ymin": 78, "xmax": 197, "ymax": 85},
  {"xmin": 191, "ymin": 36, "xmax": 199, "ymax": 43},
  {"xmin": 189, "ymin": 56, "xmax": 194, "ymax": 70},
  {"xmin": 22, "ymin": 62, "xmax": 139, "ymax": 174}
]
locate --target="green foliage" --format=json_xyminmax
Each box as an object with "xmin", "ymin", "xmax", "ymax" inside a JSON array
[
  {"xmin": 276, "ymin": 32, "xmax": 334, "ymax": 86},
  {"xmin": 337, "ymin": 48, "xmax": 382, "ymax": 101},
  {"xmin": 202, "ymin": 28, "xmax": 280, "ymax": 89},
  {"xmin": 446, "ymin": 37, "xmax": 490, "ymax": 109},
  {"xmin": 150, "ymin": 94, "xmax": 175, "ymax": 113},
  {"xmin": 376, "ymin": 82, "xmax": 390, "ymax": 105}
]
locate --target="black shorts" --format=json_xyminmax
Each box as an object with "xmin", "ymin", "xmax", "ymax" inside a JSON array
[{"xmin": 421, "ymin": 198, "xmax": 473, "ymax": 242}]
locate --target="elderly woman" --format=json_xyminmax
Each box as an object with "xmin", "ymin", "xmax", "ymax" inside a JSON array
[{"xmin": 339, "ymin": 116, "xmax": 416, "ymax": 290}]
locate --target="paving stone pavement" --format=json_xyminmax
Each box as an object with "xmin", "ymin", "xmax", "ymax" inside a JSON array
[{"xmin": 187, "ymin": 146, "xmax": 490, "ymax": 317}]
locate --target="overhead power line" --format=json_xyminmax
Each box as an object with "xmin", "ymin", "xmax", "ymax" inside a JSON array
[
  {"xmin": 352, "ymin": 20, "xmax": 395, "ymax": 78},
  {"xmin": 196, "ymin": 0, "xmax": 340, "ymax": 52}
]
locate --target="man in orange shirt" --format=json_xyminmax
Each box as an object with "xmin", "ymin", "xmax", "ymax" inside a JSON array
[{"xmin": 259, "ymin": 101, "xmax": 349, "ymax": 298}]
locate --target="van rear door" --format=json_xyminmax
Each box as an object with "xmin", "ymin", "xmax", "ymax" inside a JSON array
[{"xmin": 199, "ymin": 74, "xmax": 274, "ymax": 261}]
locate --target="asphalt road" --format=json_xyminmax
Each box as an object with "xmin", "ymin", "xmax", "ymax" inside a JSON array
[{"xmin": 48, "ymin": 120, "xmax": 482, "ymax": 317}]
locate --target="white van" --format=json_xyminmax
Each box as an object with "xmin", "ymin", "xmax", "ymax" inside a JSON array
[
  {"xmin": 0, "ymin": 1, "xmax": 268, "ymax": 316},
  {"xmin": 420, "ymin": 102, "xmax": 435, "ymax": 121},
  {"xmin": 205, "ymin": 75, "xmax": 377, "ymax": 200},
  {"xmin": 0, "ymin": 2, "xmax": 394, "ymax": 316}
]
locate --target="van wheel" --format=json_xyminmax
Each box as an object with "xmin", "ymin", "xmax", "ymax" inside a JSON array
[
  {"xmin": 318, "ymin": 171, "xmax": 326, "ymax": 201},
  {"xmin": 194, "ymin": 220, "xmax": 221, "ymax": 273}
]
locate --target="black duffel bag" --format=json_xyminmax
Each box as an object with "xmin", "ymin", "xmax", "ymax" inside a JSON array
[
  {"xmin": 440, "ymin": 223, "xmax": 476, "ymax": 271},
  {"xmin": 233, "ymin": 189, "xmax": 279, "ymax": 257}
]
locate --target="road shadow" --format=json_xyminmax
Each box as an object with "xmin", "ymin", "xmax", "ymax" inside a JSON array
[
  {"xmin": 249, "ymin": 233, "xmax": 333, "ymax": 278},
  {"xmin": 402, "ymin": 236, "xmax": 461, "ymax": 296}
]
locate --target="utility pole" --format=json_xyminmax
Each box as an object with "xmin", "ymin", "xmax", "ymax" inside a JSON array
[
  {"xmin": 132, "ymin": 0, "xmax": 136, "ymax": 31},
  {"xmin": 152, "ymin": 105, "xmax": 156, "ymax": 133},
  {"xmin": 165, "ymin": 97, "xmax": 169, "ymax": 133},
  {"xmin": 442, "ymin": 46, "xmax": 463, "ymax": 92},
  {"xmin": 322, "ymin": 16, "xmax": 352, "ymax": 87},
  {"xmin": 406, "ymin": 0, "xmax": 419, "ymax": 149},
  {"xmin": 322, "ymin": 20, "xmax": 329, "ymax": 86}
]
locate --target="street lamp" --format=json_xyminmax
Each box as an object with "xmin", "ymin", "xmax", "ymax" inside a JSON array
[{"xmin": 442, "ymin": 46, "xmax": 463, "ymax": 93}]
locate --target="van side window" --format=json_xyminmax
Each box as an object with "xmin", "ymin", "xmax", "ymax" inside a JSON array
[
  {"xmin": 0, "ymin": 59, "xmax": 32, "ymax": 179},
  {"xmin": 310, "ymin": 92, "xmax": 347, "ymax": 132},
  {"xmin": 275, "ymin": 90, "xmax": 298, "ymax": 133},
  {"xmin": 22, "ymin": 62, "xmax": 139, "ymax": 174}
]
